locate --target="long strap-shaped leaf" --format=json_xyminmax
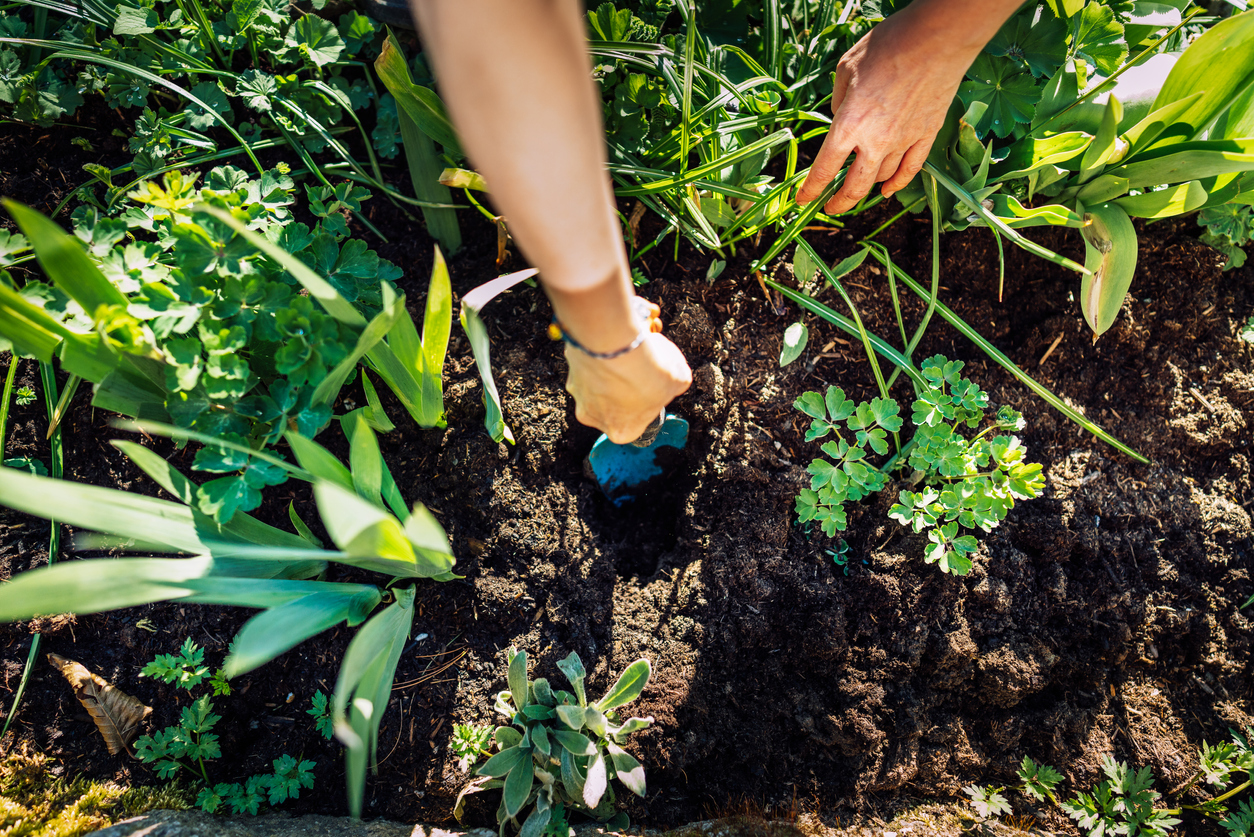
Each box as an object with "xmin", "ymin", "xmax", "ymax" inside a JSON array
[
  {"xmin": 924, "ymin": 163, "xmax": 1092, "ymax": 278},
  {"xmin": 861, "ymin": 248, "xmax": 1148, "ymax": 463}
]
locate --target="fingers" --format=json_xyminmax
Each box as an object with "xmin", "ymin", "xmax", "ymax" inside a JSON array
[
  {"xmin": 824, "ymin": 147, "xmax": 881, "ymax": 215},
  {"xmin": 796, "ymin": 128, "xmax": 853, "ymax": 207},
  {"xmin": 881, "ymin": 138, "xmax": 932, "ymax": 198}
]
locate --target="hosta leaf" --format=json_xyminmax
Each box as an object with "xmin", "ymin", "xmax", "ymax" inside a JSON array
[{"xmin": 959, "ymin": 54, "xmax": 1043, "ymax": 139}]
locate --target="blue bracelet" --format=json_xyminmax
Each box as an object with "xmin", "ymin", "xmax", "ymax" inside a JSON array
[{"xmin": 548, "ymin": 297, "xmax": 656, "ymax": 360}]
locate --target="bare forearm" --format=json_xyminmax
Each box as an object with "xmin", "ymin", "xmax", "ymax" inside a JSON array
[{"xmin": 410, "ymin": 1, "xmax": 629, "ymax": 304}]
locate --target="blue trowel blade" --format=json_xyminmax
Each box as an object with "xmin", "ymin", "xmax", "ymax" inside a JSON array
[{"xmin": 588, "ymin": 415, "xmax": 689, "ymax": 506}]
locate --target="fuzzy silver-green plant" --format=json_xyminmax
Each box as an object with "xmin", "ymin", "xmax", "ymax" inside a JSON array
[{"xmin": 455, "ymin": 649, "xmax": 653, "ymax": 837}]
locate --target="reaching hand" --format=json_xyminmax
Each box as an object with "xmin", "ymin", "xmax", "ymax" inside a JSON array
[
  {"xmin": 564, "ymin": 333, "xmax": 692, "ymax": 444},
  {"xmin": 796, "ymin": 2, "xmax": 1008, "ymax": 215}
]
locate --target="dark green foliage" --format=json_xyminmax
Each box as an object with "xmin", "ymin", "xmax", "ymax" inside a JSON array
[
  {"xmin": 1061, "ymin": 757, "xmax": 1180, "ymax": 837},
  {"xmin": 307, "ymin": 690, "xmax": 335, "ymax": 740},
  {"xmin": 136, "ymin": 639, "xmax": 316, "ymax": 816},
  {"xmin": 1199, "ymin": 204, "xmax": 1251, "ymax": 271},
  {"xmin": 0, "ymin": 0, "xmax": 394, "ymax": 176},
  {"xmin": 794, "ymin": 356, "xmax": 1043, "ymax": 575},
  {"xmin": 16, "ymin": 165, "xmax": 399, "ymax": 523}
]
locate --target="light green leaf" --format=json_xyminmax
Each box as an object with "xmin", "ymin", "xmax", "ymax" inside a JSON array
[
  {"xmin": 958, "ymin": 54, "xmax": 1042, "ymax": 139},
  {"xmin": 779, "ymin": 321, "xmax": 807, "ymax": 366},
  {"xmin": 1079, "ymin": 201, "xmax": 1137, "ymax": 336},
  {"xmin": 1114, "ymin": 180, "xmax": 1208, "ymax": 218},
  {"xmin": 374, "ymin": 31, "xmax": 462, "ymax": 156},
  {"xmin": 508, "ymin": 648, "xmax": 530, "ymax": 711},
  {"xmin": 551, "ymin": 729, "xmax": 596, "ymax": 755},
  {"xmin": 595, "ymin": 659, "xmax": 650, "ymax": 711},
  {"xmin": 477, "ymin": 745, "xmax": 525, "ymax": 778},
  {"xmin": 1149, "ymin": 12, "xmax": 1254, "ymax": 145},
  {"xmin": 606, "ymin": 741, "xmax": 646, "ymax": 797},
  {"xmin": 224, "ymin": 588, "xmax": 382, "ymax": 677}
]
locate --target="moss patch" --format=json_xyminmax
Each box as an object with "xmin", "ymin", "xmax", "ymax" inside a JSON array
[{"xmin": 0, "ymin": 744, "xmax": 190, "ymax": 837}]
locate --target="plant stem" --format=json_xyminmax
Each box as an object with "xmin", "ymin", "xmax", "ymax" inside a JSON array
[
  {"xmin": 862, "ymin": 196, "xmax": 924, "ymax": 243},
  {"xmin": 0, "ymin": 356, "xmax": 16, "ymax": 458}
]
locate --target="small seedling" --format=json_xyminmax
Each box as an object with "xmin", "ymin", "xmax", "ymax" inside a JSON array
[
  {"xmin": 134, "ymin": 640, "xmax": 316, "ymax": 815},
  {"xmin": 450, "ymin": 723, "xmax": 493, "ymax": 772},
  {"xmin": 1240, "ymin": 315, "xmax": 1254, "ymax": 345},
  {"xmin": 1018, "ymin": 756, "xmax": 1063, "ymax": 804},
  {"xmin": 13, "ymin": 385, "xmax": 34, "ymax": 407},
  {"xmin": 307, "ymin": 690, "xmax": 334, "ymax": 740},
  {"xmin": 794, "ymin": 355, "xmax": 1044, "ymax": 575},
  {"xmin": 825, "ymin": 540, "xmax": 852, "ymax": 575},
  {"xmin": 140, "ymin": 637, "xmax": 209, "ymax": 690},
  {"xmin": 964, "ymin": 784, "xmax": 1012, "ymax": 820},
  {"xmin": 1061, "ymin": 756, "xmax": 1181, "ymax": 837}
]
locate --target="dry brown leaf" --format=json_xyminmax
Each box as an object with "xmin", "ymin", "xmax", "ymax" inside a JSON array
[{"xmin": 48, "ymin": 652, "xmax": 151, "ymax": 755}]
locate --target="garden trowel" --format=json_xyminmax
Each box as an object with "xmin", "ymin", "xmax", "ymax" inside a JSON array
[{"xmin": 587, "ymin": 411, "xmax": 688, "ymax": 506}]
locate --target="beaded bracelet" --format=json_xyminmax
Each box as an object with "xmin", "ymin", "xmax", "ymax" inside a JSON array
[{"xmin": 548, "ymin": 296, "xmax": 663, "ymax": 360}]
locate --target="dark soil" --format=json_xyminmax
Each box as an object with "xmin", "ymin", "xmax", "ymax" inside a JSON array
[{"xmin": 1, "ymin": 103, "xmax": 1252, "ymax": 836}]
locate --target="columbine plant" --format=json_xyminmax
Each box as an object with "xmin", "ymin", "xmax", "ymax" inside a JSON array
[
  {"xmin": 135, "ymin": 639, "xmax": 315, "ymax": 815},
  {"xmin": 456, "ymin": 649, "xmax": 653, "ymax": 837},
  {"xmin": 795, "ymin": 355, "xmax": 1044, "ymax": 575}
]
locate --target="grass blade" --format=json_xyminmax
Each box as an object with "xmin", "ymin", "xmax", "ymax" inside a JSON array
[{"xmin": 862, "ymin": 247, "xmax": 1148, "ymax": 463}]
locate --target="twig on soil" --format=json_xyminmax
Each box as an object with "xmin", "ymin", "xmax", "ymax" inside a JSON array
[
  {"xmin": 1188, "ymin": 387, "xmax": 1216, "ymax": 413},
  {"xmin": 1038, "ymin": 333, "xmax": 1064, "ymax": 367}
]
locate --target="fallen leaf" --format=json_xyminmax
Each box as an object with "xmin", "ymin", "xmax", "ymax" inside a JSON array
[{"xmin": 48, "ymin": 652, "xmax": 151, "ymax": 755}]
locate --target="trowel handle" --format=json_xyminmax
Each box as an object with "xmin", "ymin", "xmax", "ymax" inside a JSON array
[{"xmin": 629, "ymin": 411, "xmax": 666, "ymax": 447}]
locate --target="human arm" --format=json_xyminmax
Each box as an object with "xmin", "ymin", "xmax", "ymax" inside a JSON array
[
  {"xmin": 409, "ymin": 0, "xmax": 691, "ymax": 443},
  {"xmin": 795, "ymin": 0, "xmax": 1022, "ymax": 215}
]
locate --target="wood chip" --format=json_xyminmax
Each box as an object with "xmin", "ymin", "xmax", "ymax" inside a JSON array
[
  {"xmin": 1038, "ymin": 333, "xmax": 1065, "ymax": 367},
  {"xmin": 1189, "ymin": 387, "xmax": 1216, "ymax": 413}
]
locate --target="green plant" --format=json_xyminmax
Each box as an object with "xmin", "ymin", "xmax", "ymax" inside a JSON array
[
  {"xmin": 1199, "ymin": 204, "xmax": 1251, "ymax": 271},
  {"xmin": 0, "ymin": 0, "xmax": 417, "ymax": 211},
  {"xmin": 308, "ymin": 689, "xmax": 335, "ymax": 740},
  {"xmin": 1, "ymin": 163, "xmax": 452, "ymax": 521},
  {"xmin": 451, "ymin": 722, "xmax": 494, "ymax": 773},
  {"xmin": 0, "ymin": 412, "xmax": 456, "ymax": 818},
  {"xmin": 13, "ymin": 384, "xmax": 34, "ymax": 405},
  {"xmin": 897, "ymin": 7, "xmax": 1254, "ymax": 337},
  {"xmin": 141, "ymin": 636, "xmax": 210, "ymax": 689},
  {"xmin": 1015, "ymin": 730, "xmax": 1254, "ymax": 836},
  {"xmin": 1242, "ymin": 315, "xmax": 1254, "ymax": 345},
  {"xmin": 133, "ymin": 639, "xmax": 316, "ymax": 815},
  {"xmin": 794, "ymin": 355, "xmax": 1043, "ymax": 575},
  {"xmin": 1062, "ymin": 757, "xmax": 1182, "ymax": 836},
  {"xmin": 455, "ymin": 649, "xmax": 653, "ymax": 836},
  {"xmin": 964, "ymin": 783, "xmax": 1012, "ymax": 820}
]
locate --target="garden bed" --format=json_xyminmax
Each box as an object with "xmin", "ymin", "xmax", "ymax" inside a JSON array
[{"xmin": 1, "ymin": 101, "xmax": 1252, "ymax": 836}]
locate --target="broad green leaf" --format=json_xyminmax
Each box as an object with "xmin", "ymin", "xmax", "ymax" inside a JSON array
[
  {"xmin": 311, "ymin": 284, "xmax": 404, "ymax": 408},
  {"xmin": 606, "ymin": 742, "xmax": 646, "ymax": 797},
  {"xmin": 583, "ymin": 749, "xmax": 608, "ymax": 809},
  {"xmin": 502, "ymin": 749, "xmax": 534, "ymax": 817},
  {"xmin": 397, "ymin": 102, "xmax": 462, "ymax": 254},
  {"xmin": 556, "ymin": 651, "xmax": 586, "ymax": 706},
  {"xmin": 595, "ymin": 659, "xmax": 650, "ymax": 711},
  {"xmin": 1072, "ymin": 1, "xmax": 1127, "ymax": 76},
  {"xmin": 374, "ymin": 31, "xmax": 463, "ymax": 156},
  {"xmin": 314, "ymin": 480, "xmax": 426, "ymax": 575},
  {"xmin": 794, "ymin": 391, "xmax": 826, "ymax": 420},
  {"xmin": 989, "ymin": 195, "xmax": 1084, "ymax": 228},
  {"xmin": 224, "ymin": 588, "xmax": 382, "ymax": 677},
  {"xmin": 1075, "ymin": 173, "xmax": 1130, "ymax": 203},
  {"xmin": 518, "ymin": 800, "xmax": 551, "ymax": 837},
  {"xmin": 779, "ymin": 321, "xmax": 807, "ymax": 366},
  {"xmin": 1121, "ymin": 91, "xmax": 1203, "ymax": 156},
  {"xmin": 987, "ymin": 8, "xmax": 1067, "ymax": 78},
  {"xmin": 3, "ymin": 199, "xmax": 127, "ymax": 316},
  {"xmin": 958, "ymin": 54, "xmax": 1042, "ymax": 139},
  {"xmin": 991, "ymin": 132, "xmax": 1091, "ymax": 179},
  {"xmin": 1114, "ymin": 180, "xmax": 1208, "ymax": 218},
  {"xmin": 556, "ymin": 704, "xmax": 586, "ymax": 731},
  {"xmin": 401, "ymin": 503, "xmax": 452, "ymax": 558},
  {"xmin": 285, "ymin": 15, "xmax": 345, "ymax": 68},
  {"xmin": 551, "ymin": 729, "xmax": 596, "ymax": 755},
  {"xmin": 458, "ymin": 268, "xmax": 537, "ymax": 444},
  {"xmin": 1149, "ymin": 12, "xmax": 1254, "ymax": 145},
  {"xmin": 421, "ymin": 246, "xmax": 452, "ymax": 418},
  {"xmin": 285, "ymin": 432, "xmax": 353, "ymax": 491},
  {"xmin": 1078, "ymin": 95, "xmax": 1123, "ymax": 183},
  {"xmin": 560, "ymin": 748, "xmax": 583, "ymax": 801},
  {"xmin": 1110, "ymin": 143, "xmax": 1254, "ymax": 191},
  {"xmin": 531, "ymin": 724, "xmax": 551, "ymax": 757},
  {"xmin": 113, "ymin": 4, "xmax": 158, "ymax": 34},
  {"xmin": 508, "ymin": 649, "xmax": 530, "ymax": 711},
  {"xmin": 345, "ymin": 412, "xmax": 383, "ymax": 508},
  {"xmin": 1079, "ymin": 201, "xmax": 1137, "ymax": 336},
  {"xmin": 478, "ymin": 745, "xmax": 525, "ymax": 778},
  {"xmin": 792, "ymin": 247, "xmax": 818, "ymax": 284},
  {"xmin": 1032, "ymin": 59, "xmax": 1081, "ymax": 130}
]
